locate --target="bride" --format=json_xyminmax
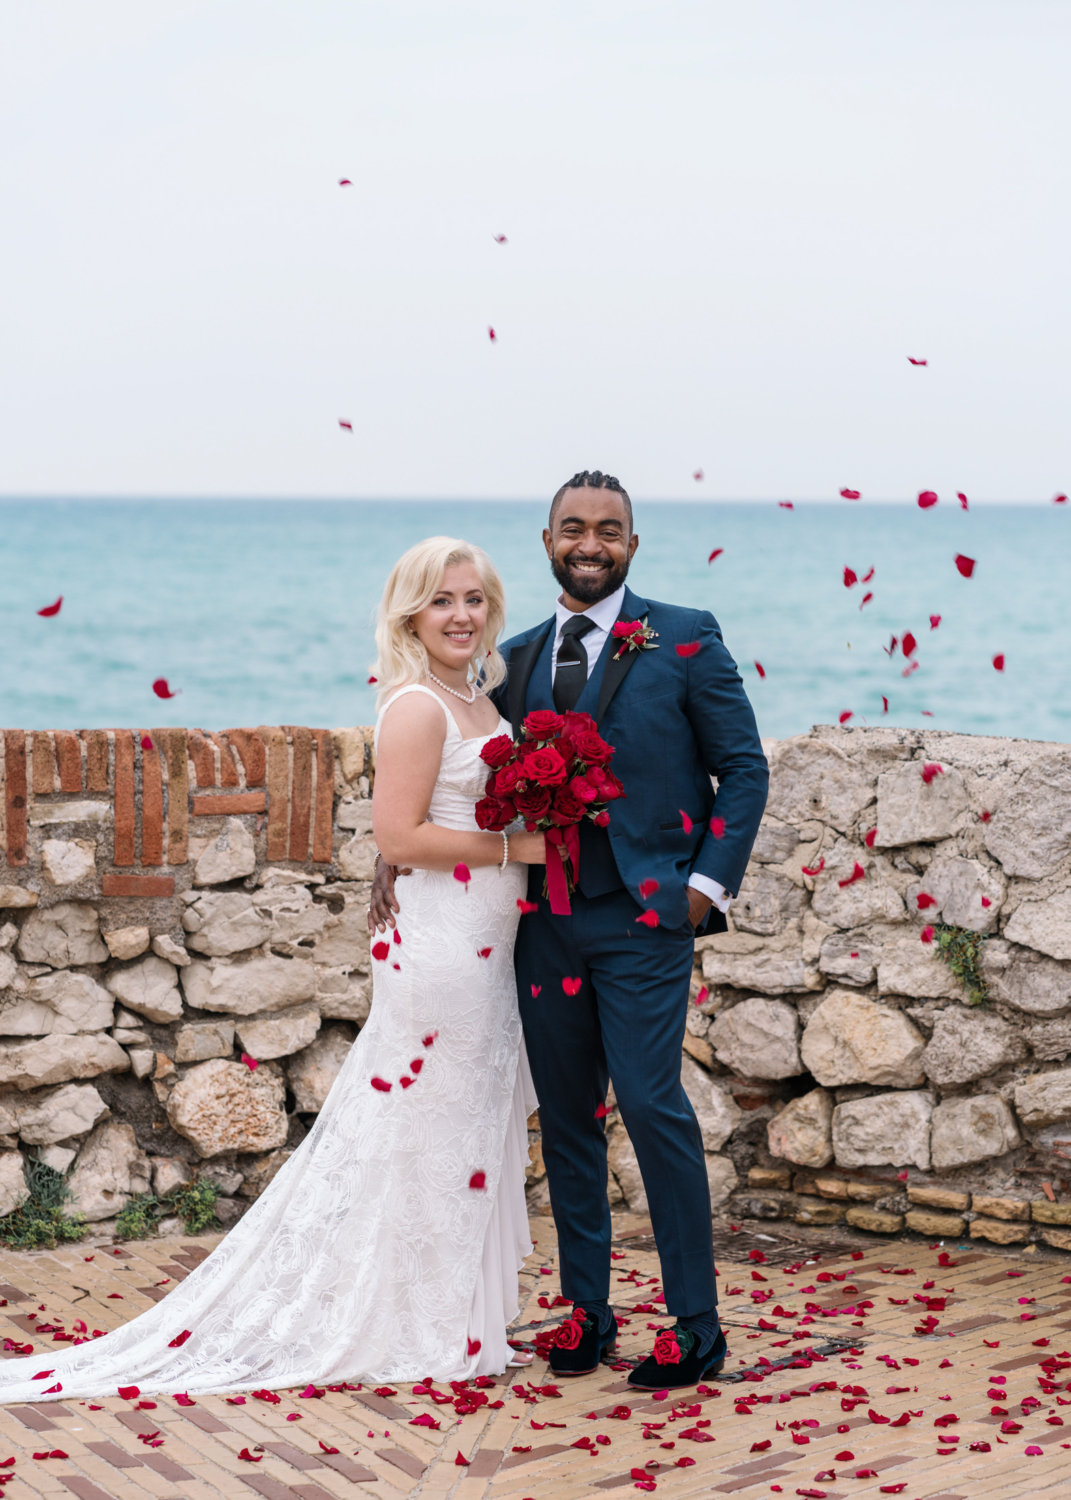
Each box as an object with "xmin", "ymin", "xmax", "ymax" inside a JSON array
[{"xmin": 0, "ymin": 536, "xmax": 545, "ymax": 1401}]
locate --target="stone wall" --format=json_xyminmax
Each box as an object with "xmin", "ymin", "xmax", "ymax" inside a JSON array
[{"xmin": 3, "ymin": 722, "xmax": 1071, "ymax": 1253}]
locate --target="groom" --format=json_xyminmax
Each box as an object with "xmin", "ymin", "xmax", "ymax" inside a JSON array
[{"xmin": 373, "ymin": 470, "xmax": 768, "ymax": 1388}]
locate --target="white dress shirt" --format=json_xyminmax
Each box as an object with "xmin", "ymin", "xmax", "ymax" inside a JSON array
[{"xmin": 551, "ymin": 586, "xmax": 731, "ymax": 915}]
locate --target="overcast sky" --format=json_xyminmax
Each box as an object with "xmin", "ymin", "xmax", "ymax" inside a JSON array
[{"xmin": 1, "ymin": 1, "xmax": 1068, "ymax": 501}]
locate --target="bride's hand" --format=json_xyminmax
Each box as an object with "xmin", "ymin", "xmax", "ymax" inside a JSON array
[{"xmin": 509, "ymin": 830, "xmax": 547, "ymax": 865}]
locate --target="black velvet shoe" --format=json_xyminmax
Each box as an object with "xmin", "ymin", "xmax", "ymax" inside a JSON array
[
  {"xmin": 626, "ymin": 1324, "xmax": 726, "ymax": 1390},
  {"xmin": 547, "ymin": 1305, "xmax": 619, "ymax": 1377}
]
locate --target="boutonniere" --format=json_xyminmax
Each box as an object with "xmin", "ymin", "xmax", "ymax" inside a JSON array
[{"xmin": 611, "ymin": 616, "xmax": 660, "ymax": 660}]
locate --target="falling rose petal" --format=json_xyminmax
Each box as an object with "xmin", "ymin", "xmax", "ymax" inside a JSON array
[
  {"xmin": 562, "ymin": 977, "xmax": 582, "ymax": 996},
  {"xmin": 140, "ymin": 736, "xmax": 154, "ymax": 751},
  {"xmin": 493, "ymin": 233, "xmax": 508, "ymax": 243},
  {"xmin": 36, "ymin": 597, "xmax": 62, "ymax": 617},
  {"xmin": 954, "ymin": 553, "xmax": 976, "ymax": 578},
  {"xmin": 367, "ymin": 675, "xmax": 377, "ymax": 684},
  {"xmin": 920, "ymin": 762, "xmax": 944, "ymax": 784},
  {"xmin": 693, "ymin": 469, "xmax": 704, "ymax": 481},
  {"xmin": 979, "ymin": 809, "xmax": 992, "ymax": 822},
  {"xmin": 453, "ymin": 862, "xmax": 471, "ymax": 887},
  {"xmin": 467, "ymin": 1338, "xmax": 482, "ymax": 1356},
  {"xmin": 861, "ymin": 566, "xmax": 875, "ymax": 583},
  {"xmin": 956, "ymin": 492, "xmax": 969, "ymax": 511},
  {"xmin": 1054, "ymin": 493, "xmax": 1068, "ymax": 504},
  {"xmin": 843, "ymin": 567, "xmax": 858, "ymax": 588},
  {"xmin": 928, "ymin": 615, "xmax": 942, "ymax": 631},
  {"xmin": 676, "ymin": 642, "xmax": 700, "ymax": 657},
  {"xmin": 902, "ymin": 631, "xmax": 918, "ymax": 657},
  {"xmin": 371, "ymin": 1077, "xmax": 392, "ymax": 1092},
  {"xmin": 881, "ymin": 696, "xmax": 889, "ymax": 713},
  {"xmin": 916, "ymin": 892, "xmax": 937, "ymax": 909},
  {"xmin": 372, "ymin": 941, "xmax": 389, "ymax": 961},
  {"xmin": 638, "ymin": 878, "xmax": 660, "ymax": 900},
  {"xmin": 864, "ymin": 828, "xmax": 877, "ymax": 848},
  {"xmin": 908, "ymin": 357, "xmax": 928, "ymax": 366},
  {"xmin": 680, "ymin": 810, "xmax": 693, "ymax": 833},
  {"xmin": 754, "ymin": 661, "xmax": 766, "ymax": 678},
  {"xmin": 839, "ymin": 711, "xmax": 854, "ymax": 725},
  {"xmin": 801, "ymin": 858, "xmax": 825, "ymax": 877},
  {"xmin": 488, "ymin": 327, "xmax": 496, "ymax": 341},
  {"xmin": 477, "ymin": 947, "xmax": 493, "ymax": 959},
  {"xmin": 469, "ymin": 1171, "xmax": 487, "ymax": 1191},
  {"xmin": 920, "ymin": 926, "xmax": 935, "ymax": 944},
  {"xmin": 918, "ymin": 491, "xmax": 938, "ymax": 509},
  {"xmin": 981, "ymin": 896, "xmax": 992, "ymax": 907},
  {"xmin": 707, "ymin": 548, "xmax": 724, "ymax": 563},
  {"xmin": 840, "ymin": 488, "xmax": 861, "ymax": 500},
  {"xmin": 883, "ymin": 635, "xmax": 899, "ymax": 657},
  {"xmin": 240, "ymin": 1053, "xmax": 258, "ymax": 1070},
  {"xmin": 338, "ymin": 178, "xmax": 352, "ymax": 185},
  {"xmin": 779, "ymin": 501, "xmax": 794, "ymax": 509},
  {"xmin": 338, "ymin": 419, "xmax": 353, "ymax": 431},
  {"xmin": 152, "ymin": 678, "xmax": 178, "ymax": 699},
  {"xmin": 517, "ymin": 899, "xmax": 539, "ymax": 914},
  {"xmin": 595, "ymin": 1102, "xmax": 610, "ymax": 1119},
  {"xmin": 710, "ymin": 816, "xmax": 725, "ymax": 838},
  {"xmin": 838, "ymin": 862, "xmax": 866, "ymax": 888},
  {"xmin": 636, "ymin": 910, "xmax": 660, "ymax": 928},
  {"xmin": 859, "ymin": 592, "xmax": 873, "ymax": 609},
  {"xmin": 530, "ymin": 984, "xmax": 542, "ymax": 997},
  {"xmin": 993, "ymin": 653, "xmax": 1005, "ymax": 671}
]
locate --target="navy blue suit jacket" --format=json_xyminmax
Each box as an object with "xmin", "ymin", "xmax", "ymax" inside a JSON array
[{"xmin": 491, "ymin": 585, "xmax": 769, "ymax": 935}]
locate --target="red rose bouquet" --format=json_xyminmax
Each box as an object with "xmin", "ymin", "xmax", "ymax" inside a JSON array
[{"xmin": 476, "ymin": 709, "xmax": 622, "ymax": 915}]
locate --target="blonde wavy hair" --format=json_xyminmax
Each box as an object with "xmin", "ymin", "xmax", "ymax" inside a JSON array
[{"xmin": 373, "ymin": 536, "xmax": 508, "ymax": 709}]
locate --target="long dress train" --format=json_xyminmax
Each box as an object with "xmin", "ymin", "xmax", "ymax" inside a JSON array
[{"xmin": 0, "ymin": 686, "xmax": 534, "ymax": 1400}]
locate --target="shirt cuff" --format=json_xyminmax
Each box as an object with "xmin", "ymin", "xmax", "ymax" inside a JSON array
[{"xmin": 687, "ymin": 873, "xmax": 732, "ymax": 912}]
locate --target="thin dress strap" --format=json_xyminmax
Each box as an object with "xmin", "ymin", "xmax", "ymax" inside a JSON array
[{"xmin": 374, "ymin": 683, "xmax": 455, "ymax": 750}]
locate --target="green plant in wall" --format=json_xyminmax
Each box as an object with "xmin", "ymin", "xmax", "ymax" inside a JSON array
[
  {"xmin": 932, "ymin": 923, "xmax": 990, "ymax": 1006},
  {"xmin": 168, "ymin": 1177, "xmax": 221, "ymax": 1235},
  {"xmin": 115, "ymin": 1192, "xmax": 160, "ymax": 1241},
  {"xmin": 0, "ymin": 1157, "xmax": 87, "ymax": 1249}
]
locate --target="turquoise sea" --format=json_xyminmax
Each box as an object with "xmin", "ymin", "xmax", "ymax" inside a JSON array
[{"xmin": 0, "ymin": 499, "xmax": 1068, "ymax": 744}]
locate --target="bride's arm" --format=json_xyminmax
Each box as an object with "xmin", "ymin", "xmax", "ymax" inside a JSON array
[{"xmin": 372, "ymin": 693, "xmax": 544, "ymax": 872}]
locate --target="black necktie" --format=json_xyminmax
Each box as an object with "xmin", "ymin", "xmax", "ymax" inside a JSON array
[{"xmin": 553, "ymin": 615, "xmax": 597, "ymax": 713}]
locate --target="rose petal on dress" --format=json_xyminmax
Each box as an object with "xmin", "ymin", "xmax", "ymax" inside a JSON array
[
  {"xmin": 469, "ymin": 1171, "xmax": 487, "ymax": 1191},
  {"xmin": 372, "ymin": 941, "xmax": 389, "ymax": 961},
  {"xmin": 467, "ymin": 1338, "xmax": 482, "ymax": 1356},
  {"xmin": 167, "ymin": 1331, "xmax": 192, "ymax": 1348},
  {"xmin": 488, "ymin": 327, "xmax": 496, "ymax": 341},
  {"xmin": 371, "ymin": 1077, "xmax": 392, "ymax": 1092},
  {"xmin": 477, "ymin": 947, "xmax": 493, "ymax": 958},
  {"xmin": 954, "ymin": 553, "xmax": 976, "ymax": 577},
  {"xmin": 453, "ymin": 863, "xmax": 472, "ymax": 886}
]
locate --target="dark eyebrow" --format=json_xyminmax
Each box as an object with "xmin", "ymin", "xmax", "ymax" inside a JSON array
[{"xmin": 557, "ymin": 514, "xmax": 624, "ymax": 529}]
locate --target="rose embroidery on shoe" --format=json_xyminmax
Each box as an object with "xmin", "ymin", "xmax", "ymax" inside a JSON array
[
  {"xmin": 556, "ymin": 1308, "xmax": 586, "ymax": 1350},
  {"xmin": 652, "ymin": 1328, "xmax": 683, "ymax": 1365}
]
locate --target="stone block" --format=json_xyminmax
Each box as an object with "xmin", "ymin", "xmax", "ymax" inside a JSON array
[
  {"xmin": 701, "ymin": 930, "xmax": 813, "ymax": 995},
  {"xmin": 332, "ymin": 728, "xmax": 367, "ymax": 785},
  {"xmin": 152, "ymin": 1156, "xmax": 191, "ymax": 1197},
  {"xmin": 710, "ymin": 998, "xmax": 802, "ymax": 1080},
  {"xmin": 182, "ymin": 953, "xmax": 316, "ymax": 1016},
  {"xmin": 37, "ymin": 1144, "xmax": 76, "ymax": 1174},
  {"xmin": 1024, "ymin": 1018, "xmax": 1071, "ymax": 1060},
  {"xmin": 972, "ymin": 1195, "xmax": 1030, "ymax": 1221},
  {"xmin": 238, "ymin": 1147, "xmax": 293, "ymax": 1198},
  {"xmin": 29, "ymin": 801, "xmax": 110, "ymax": 825},
  {"xmin": 680, "ymin": 1058, "xmax": 742, "ymax": 1150},
  {"xmin": 41, "ymin": 839, "xmax": 96, "ymax": 887},
  {"xmin": 0, "ymin": 1151, "xmax": 27, "ymax": 1217},
  {"xmin": 0, "ymin": 1033, "xmax": 128, "ymax": 1091},
  {"xmin": 731, "ymin": 869, "xmax": 808, "ymax": 937},
  {"xmin": 128, "ymin": 1048, "xmax": 154, "ymax": 1079},
  {"xmin": 65, "ymin": 1121, "xmax": 151, "ymax": 1221},
  {"xmin": 682, "ymin": 1032, "xmax": 715, "ymax": 1069},
  {"xmin": 200, "ymin": 1163, "xmax": 243, "ymax": 1195},
  {"xmin": 922, "ymin": 1007, "xmax": 1026, "ymax": 1086},
  {"xmin": 194, "ymin": 817, "xmax": 257, "ymax": 886},
  {"xmin": 104, "ymin": 926, "xmax": 150, "ymax": 961},
  {"xmin": 727, "ymin": 1191, "xmax": 786, "ymax": 1219},
  {"xmin": 814, "ymin": 1175, "xmax": 849, "ymax": 1199},
  {"xmin": 1031, "ymin": 1200, "xmax": 1071, "ymax": 1225},
  {"xmin": 16, "ymin": 902, "xmax": 107, "ymax": 968},
  {"xmin": 0, "ymin": 888, "xmax": 38, "ymax": 909},
  {"xmin": 906, "ymin": 854, "xmax": 1004, "ymax": 934},
  {"xmin": 1015, "ymin": 1069, "xmax": 1071, "ymax": 1129},
  {"xmin": 767, "ymin": 1088, "xmax": 834, "ymax": 1168},
  {"xmin": 876, "ymin": 932, "xmax": 968, "ymax": 1001},
  {"xmin": 846, "ymin": 1206, "xmax": 904, "ymax": 1233},
  {"xmin": 801, "ymin": 990, "xmax": 926, "ymax": 1087},
  {"xmin": 818, "ymin": 931, "xmax": 880, "ymax": 986},
  {"xmin": 174, "ymin": 1019, "xmax": 235, "ymax": 1063},
  {"xmin": 846, "ymin": 1181, "xmax": 887, "ymax": 1201},
  {"xmin": 930, "ymin": 1094, "xmax": 1021, "ymax": 1169},
  {"xmin": 0, "ymin": 951, "xmax": 14, "ymax": 991},
  {"xmin": 971, "ymin": 1216, "xmax": 1030, "ymax": 1245},
  {"xmin": 314, "ymin": 968, "xmax": 371, "ymax": 1023},
  {"xmin": 152, "ymin": 933, "xmax": 191, "ymax": 967},
  {"xmin": 794, "ymin": 1197, "xmax": 846, "ymax": 1226},
  {"xmin": 183, "ymin": 892, "xmax": 272, "ymax": 957},
  {"xmin": 748, "ymin": 1166, "xmax": 792, "ymax": 1190},
  {"xmin": 983, "ymin": 752, "xmax": 1071, "ymax": 878},
  {"xmin": 983, "ymin": 941, "xmax": 1071, "ymax": 1016},
  {"xmin": 705, "ymin": 1153, "xmax": 738, "ymax": 1210},
  {"xmin": 1004, "ymin": 891, "xmax": 1071, "ymax": 963},
  {"xmin": 105, "ymin": 955, "xmax": 182, "ymax": 1024},
  {"xmin": 234, "ymin": 1003, "xmax": 321, "ymax": 1062},
  {"xmin": 255, "ymin": 885, "xmax": 334, "ymax": 951},
  {"xmin": 811, "ymin": 852, "xmax": 906, "ymax": 930},
  {"xmin": 750, "ymin": 821, "xmax": 801, "ymax": 864},
  {"xmin": 15, "ymin": 1082, "xmax": 109, "ymax": 1144},
  {"xmin": 873, "ymin": 761, "xmax": 970, "ymax": 847},
  {"xmin": 0, "ymin": 971, "xmax": 114, "ymax": 1037},
  {"xmin": 338, "ymin": 835, "xmax": 376, "ymax": 882},
  {"xmin": 1039, "ymin": 1228, "xmax": 1071, "ymax": 1251},
  {"xmin": 336, "ymin": 797, "xmax": 374, "ymax": 833},
  {"xmin": 765, "ymin": 737, "xmax": 876, "ymax": 833},
  {"xmin": 286, "ymin": 1024, "xmax": 355, "ymax": 1112},
  {"xmin": 904, "ymin": 1209, "xmax": 965, "ymax": 1236},
  {"xmin": 907, "ymin": 1185, "xmax": 971, "ymax": 1211},
  {"xmin": 832, "ymin": 1090, "xmax": 934, "ymax": 1171},
  {"xmin": 166, "ymin": 1058, "xmax": 288, "ymax": 1157}
]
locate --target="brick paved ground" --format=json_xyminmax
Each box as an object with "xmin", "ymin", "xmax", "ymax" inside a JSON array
[{"xmin": 0, "ymin": 1216, "xmax": 1069, "ymax": 1500}]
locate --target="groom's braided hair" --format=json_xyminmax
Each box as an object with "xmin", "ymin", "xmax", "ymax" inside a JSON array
[{"xmin": 549, "ymin": 470, "xmax": 633, "ymax": 532}]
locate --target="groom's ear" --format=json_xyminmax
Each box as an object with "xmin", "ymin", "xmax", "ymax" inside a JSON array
[{"xmin": 542, "ymin": 527, "xmax": 554, "ymax": 559}]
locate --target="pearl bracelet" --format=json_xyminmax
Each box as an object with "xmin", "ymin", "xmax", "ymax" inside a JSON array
[{"xmin": 501, "ymin": 831, "xmax": 509, "ymax": 871}]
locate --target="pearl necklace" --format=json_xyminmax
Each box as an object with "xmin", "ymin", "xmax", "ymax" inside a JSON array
[{"xmin": 427, "ymin": 671, "xmax": 478, "ymax": 704}]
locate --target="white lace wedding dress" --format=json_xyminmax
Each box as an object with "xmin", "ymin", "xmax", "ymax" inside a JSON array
[{"xmin": 0, "ymin": 686, "xmax": 535, "ymax": 1401}]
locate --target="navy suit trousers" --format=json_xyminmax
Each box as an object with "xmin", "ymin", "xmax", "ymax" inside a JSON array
[{"xmin": 515, "ymin": 887, "xmax": 717, "ymax": 1317}]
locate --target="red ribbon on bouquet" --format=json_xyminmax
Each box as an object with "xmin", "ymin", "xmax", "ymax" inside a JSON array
[{"xmin": 545, "ymin": 826, "xmax": 580, "ymax": 916}]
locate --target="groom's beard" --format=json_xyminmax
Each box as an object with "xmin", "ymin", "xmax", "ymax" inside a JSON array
[{"xmin": 550, "ymin": 550, "xmax": 631, "ymax": 606}]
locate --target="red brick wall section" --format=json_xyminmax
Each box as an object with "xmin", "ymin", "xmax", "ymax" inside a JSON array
[
  {"xmin": 312, "ymin": 729, "xmax": 334, "ymax": 863},
  {"xmin": 140, "ymin": 736, "xmax": 164, "ymax": 866},
  {"xmin": 32, "ymin": 733, "xmax": 53, "ymax": 795},
  {"xmin": 259, "ymin": 726, "xmax": 289, "ymax": 861},
  {"xmin": 159, "ymin": 728, "xmax": 188, "ymax": 866},
  {"xmin": 113, "ymin": 730, "xmax": 136, "ymax": 866},
  {"xmin": 212, "ymin": 732, "xmax": 241, "ymax": 786},
  {"xmin": 286, "ymin": 726, "xmax": 313, "ymax": 863},
  {"xmin": 229, "ymin": 728, "xmax": 266, "ymax": 788},
  {"xmin": 54, "ymin": 731, "xmax": 83, "ymax": 792},
  {"xmin": 188, "ymin": 730, "xmax": 216, "ymax": 790},
  {"xmin": 4, "ymin": 731, "xmax": 28, "ymax": 866},
  {"xmin": 83, "ymin": 730, "xmax": 110, "ymax": 793}
]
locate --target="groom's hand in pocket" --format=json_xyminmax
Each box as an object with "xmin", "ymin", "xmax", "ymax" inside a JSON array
[
  {"xmin": 369, "ymin": 859, "xmax": 408, "ymax": 933},
  {"xmin": 687, "ymin": 886, "xmax": 713, "ymax": 931}
]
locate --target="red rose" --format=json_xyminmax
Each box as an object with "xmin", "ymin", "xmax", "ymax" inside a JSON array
[
  {"xmin": 522, "ymin": 746, "xmax": 568, "ymax": 787},
  {"xmin": 524, "ymin": 710, "xmax": 565, "ymax": 740},
  {"xmin": 652, "ymin": 1330, "xmax": 682, "ymax": 1366},
  {"xmin": 572, "ymin": 729, "xmax": 614, "ymax": 766},
  {"xmin": 611, "ymin": 620, "xmax": 643, "ymax": 639},
  {"xmin": 569, "ymin": 775, "xmax": 599, "ymax": 805},
  {"xmin": 494, "ymin": 762, "xmax": 526, "ymax": 796},
  {"xmin": 475, "ymin": 795, "xmax": 515, "ymax": 831},
  {"xmin": 593, "ymin": 809, "xmax": 611, "ymax": 827},
  {"xmin": 560, "ymin": 710, "xmax": 597, "ymax": 739},
  {"xmin": 555, "ymin": 1312, "xmax": 585, "ymax": 1350},
  {"xmin": 549, "ymin": 788, "xmax": 585, "ymax": 826},
  {"xmin": 514, "ymin": 785, "xmax": 552, "ymax": 820},
  {"xmin": 480, "ymin": 733, "xmax": 515, "ymax": 769}
]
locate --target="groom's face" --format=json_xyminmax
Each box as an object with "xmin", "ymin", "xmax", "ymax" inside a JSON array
[{"xmin": 544, "ymin": 488, "xmax": 639, "ymax": 608}]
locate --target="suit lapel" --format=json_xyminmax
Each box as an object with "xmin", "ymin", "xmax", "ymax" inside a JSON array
[
  {"xmin": 595, "ymin": 586, "xmax": 651, "ymax": 726},
  {"xmin": 507, "ymin": 621, "xmax": 554, "ymax": 739}
]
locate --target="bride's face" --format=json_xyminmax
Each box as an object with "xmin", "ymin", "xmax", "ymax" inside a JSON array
[{"xmin": 410, "ymin": 563, "xmax": 489, "ymax": 674}]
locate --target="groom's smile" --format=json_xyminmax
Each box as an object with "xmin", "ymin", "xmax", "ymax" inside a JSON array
[{"xmin": 544, "ymin": 485, "xmax": 639, "ymax": 610}]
